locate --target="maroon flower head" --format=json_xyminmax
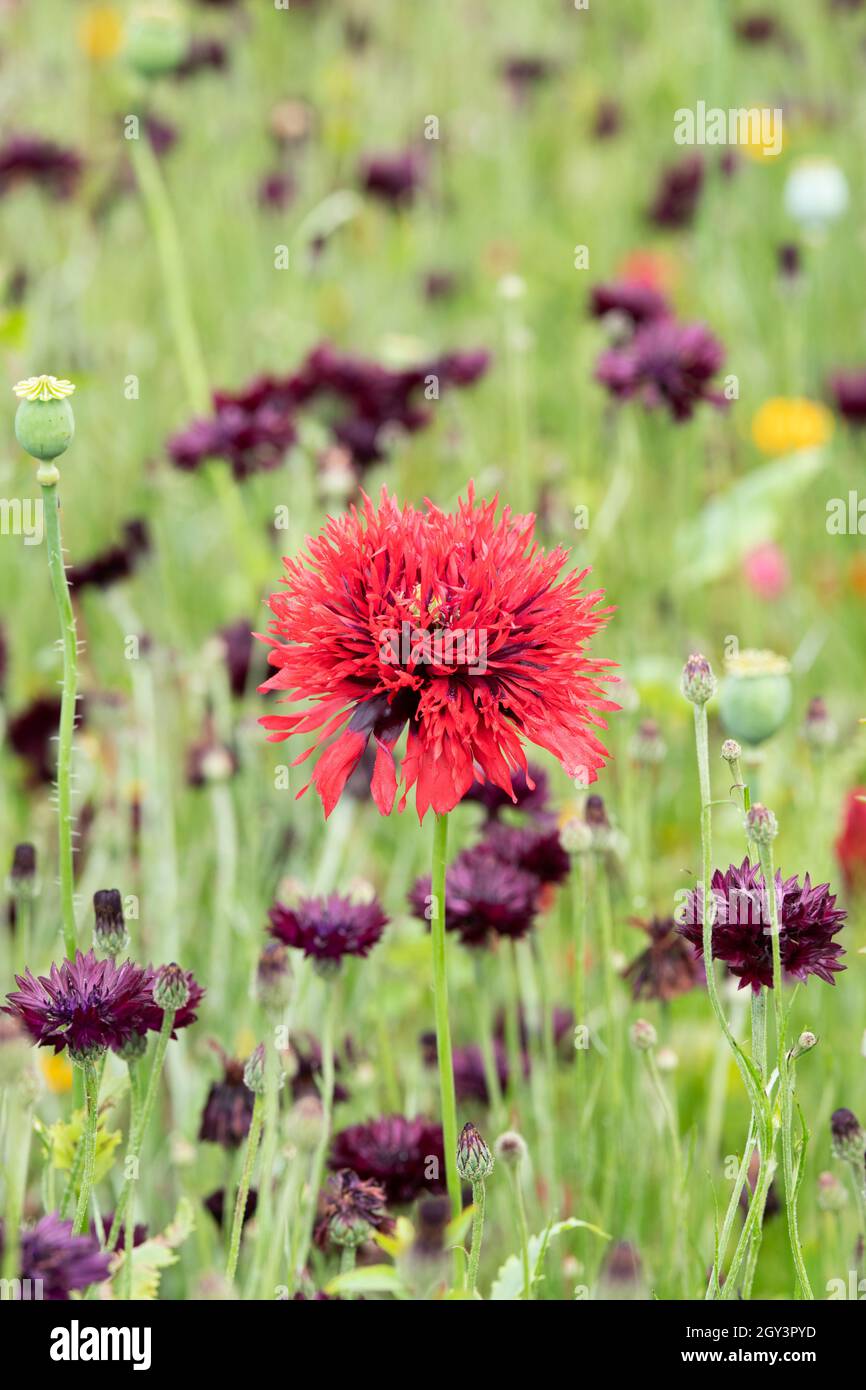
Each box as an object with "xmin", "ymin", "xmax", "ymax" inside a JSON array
[
  {"xmin": 464, "ymin": 762, "xmax": 550, "ymax": 819},
  {"xmin": 67, "ymin": 519, "xmax": 150, "ymax": 593},
  {"xmin": 623, "ymin": 916, "xmax": 704, "ymax": 1002},
  {"xmin": 679, "ymin": 858, "xmax": 846, "ymax": 992},
  {"xmin": 481, "ymin": 821, "xmax": 570, "ymax": 885},
  {"xmin": 1, "ymin": 1213, "xmax": 111, "ymax": 1299},
  {"xmin": 269, "ymin": 893, "xmax": 388, "ymax": 964},
  {"xmin": 359, "ymin": 150, "xmax": 425, "ymax": 208},
  {"xmin": 590, "ymin": 281, "xmax": 671, "ymax": 328},
  {"xmin": 647, "ymin": 153, "xmax": 704, "ymax": 228},
  {"xmin": 199, "ymin": 1051, "xmax": 255, "ymax": 1148},
  {"xmin": 410, "ymin": 845, "xmax": 540, "ymax": 948},
  {"xmin": 315, "ymin": 1168, "xmax": 394, "ymax": 1249},
  {"xmin": 596, "ymin": 317, "xmax": 727, "ymax": 421},
  {"xmin": 329, "ymin": 1115, "xmax": 446, "ymax": 1205},
  {"xmin": 0, "ymin": 134, "xmax": 83, "ymax": 200},
  {"xmin": 829, "ymin": 370, "xmax": 866, "ymax": 427},
  {"xmin": 3, "ymin": 950, "xmax": 154, "ymax": 1061}
]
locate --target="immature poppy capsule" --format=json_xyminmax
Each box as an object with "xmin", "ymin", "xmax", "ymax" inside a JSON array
[
  {"xmin": 719, "ymin": 649, "xmax": 791, "ymax": 745},
  {"xmin": 125, "ymin": 2, "xmax": 188, "ymax": 79},
  {"xmin": 13, "ymin": 376, "xmax": 75, "ymax": 461}
]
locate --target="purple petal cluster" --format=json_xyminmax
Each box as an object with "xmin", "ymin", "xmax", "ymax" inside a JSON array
[
  {"xmin": 595, "ymin": 317, "xmax": 728, "ymax": 421},
  {"xmin": 269, "ymin": 892, "xmax": 388, "ymax": 963},
  {"xmin": 0, "ymin": 1213, "xmax": 111, "ymax": 1299},
  {"xmin": 410, "ymin": 845, "xmax": 540, "ymax": 948},
  {"xmin": 678, "ymin": 857, "xmax": 847, "ymax": 992},
  {"xmin": 4, "ymin": 951, "xmax": 154, "ymax": 1059},
  {"xmin": 358, "ymin": 150, "xmax": 425, "ymax": 207},
  {"xmin": 0, "ymin": 134, "xmax": 83, "ymax": 200},
  {"xmin": 329, "ymin": 1114, "xmax": 446, "ymax": 1205}
]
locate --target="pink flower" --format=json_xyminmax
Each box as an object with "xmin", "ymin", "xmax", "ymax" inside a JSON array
[{"xmin": 742, "ymin": 543, "xmax": 789, "ymax": 601}]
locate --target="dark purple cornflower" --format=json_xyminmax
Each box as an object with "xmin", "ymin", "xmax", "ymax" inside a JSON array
[
  {"xmin": 421, "ymin": 1031, "xmax": 510, "ymax": 1105},
  {"xmin": 199, "ymin": 1050, "xmax": 255, "ymax": 1149},
  {"xmin": 734, "ymin": 14, "xmax": 783, "ymax": 43},
  {"xmin": 829, "ymin": 370, "xmax": 866, "ymax": 426},
  {"xmin": 216, "ymin": 617, "xmax": 262, "ymax": 697},
  {"xmin": 481, "ymin": 821, "xmax": 570, "ymax": 886},
  {"xmin": 169, "ymin": 374, "xmax": 298, "ymax": 480},
  {"xmin": 500, "ymin": 55, "xmax": 554, "ymax": 103},
  {"xmin": 269, "ymin": 893, "xmax": 388, "ymax": 964},
  {"xmin": 0, "ymin": 134, "xmax": 83, "ymax": 200},
  {"xmin": 3, "ymin": 950, "xmax": 155, "ymax": 1061},
  {"xmin": 409, "ymin": 845, "xmax": 540, "ymax": 948},
  {"xmin": 679, "ymin": 857, "xmax": 847, "ymax": 992},
  {"xmin": 144, "ymin": 115, "xmax": 179, "ymax": 159},
  {"xmin": 67, "ymin": 519, "xmax": 150, "ymax": 593},
  {"xmin": 595, "ymin": 317, "xmax": 728, "ymax": 421},
  {"xmin": 589, "ymin": 281, "xmax": 671, "ymax": 328},
  {"xmin": 623, "ymin": 916, "xmax": 704, "ymax": 1002},
  {"xmin": 464, "ymin": 762, "xmax": 550, "ymax": 819},
  {"xmin": 358, "ymin": 150, "xmax": 425, "ymax": 208},
  {"xmin": 647, "ymin": 154, "xmax": 705, "ymax": 228},
  {"xmin": 0, "ymin": 1213, "xmax": 111, "ymax": 1299},
  {"xmin": 258, "ymin": 170, "xmax": 295, "ymax": 211},
  {"xmin": 174, "ymin": 36, "xmax": 229, "ymax": 79},
  {"xmin": 315, "ymin": 1169, "xmax": 394, "ymax": 1249},
  {"xmin": 329, "ymin": 1115, "xmax": 446, "ymax": 1205}
]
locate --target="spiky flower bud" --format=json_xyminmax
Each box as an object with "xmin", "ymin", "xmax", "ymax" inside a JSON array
[
  {"xmin": 92, "ymin": 888, "xmax": 129, "ymax": 959},
  {"xmin": 456, "ymin": 1121, "xmax": 494, "ymax": 1181},
  {"xmin": 153, "ymin": 962, "xmax": 191, "ymax": 1012},
  {"xmin": 630, "ymin": 1018, "xmax": 657, "ymax": 1052},
  {"xmin": 493, "ymin": 1130, "xmax": 528, "ymax": 1168},
  {"xmin": 243, "ymin": 1043, "xmax": 267, "ymax": 1096},
  {"xmin": 680, "ymin": 653, "xmax": 717, "ymax": 706},
  {"xmin": 116, "ymin": 1031, "xmax": 149, "ymax": 1064},
  {"xmin": 13, "ymin": 376, "xmax": 75, "ymax": 462},
  {"xmin": 720, "ymin": 739, "xmax": 742, "ymax": 766},
  {"xmin": 831, "ymin": 1108, "xmax": 866, "ymax": 1167},
  {"xmin": 255, "ymin": 941, "xmax": 293, "ymax": 1015},
  {"xmin": 803, "ymin": 696, "xmax": 837, "ymax": 751},
  {"xmin": 125, "ymin": 2, "xmax": 188, "ymax": 78},
  {"xmin": 789, "ymin": 1030, "xmax": 818, "ymax": 1061},
  {"xmin": 8, "ymin": 843, "xmax": 38, "ymax": 906},
  {"xmin": 745, "ymin": 802, "xmax": 778, "ymax": 845},
  {"xmin": 817, "ymin": 1171, "xmax": 848, "ymax": 1213}
]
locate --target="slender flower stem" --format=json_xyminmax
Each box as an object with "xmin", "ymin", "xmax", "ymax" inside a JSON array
[
  {"xmin": 506, "ymin": 1164, "xmax": 532, "ymax": 1299},
  {"xmin": 474, "ymin": 956, "xmax": 505, "ymax": 1129},
  {"xmin": 107, "ymin": 1010, "xmax": 176, "ymax": 1252},
  {"xmin": 1, "ymin": 1085, "xmax": 32, "ymax": 1289},
  {"xmin": 759, "ymin": 839, "xmax": 813, "ymax": 1299},
  {"xmin": 41, "ymin": 475, "xmax": 78, "ymax": 959},
  {"xmin": 466, "ymin": 1179, "xmax": 487, "ymax": 1296},
  {"xmin": 72, "ymin": 1060, "xmax": 100, "ymax": 1235},
  {"xmin": 250, "ymin": 1022, "xmax": 287, "ymax": 1298},
  {"xmin": 292, "ymin": 982, "xmax": 337, "ymax": 1288},
  {"xmin": 644, "ymin": 1049, "xmax": 687, "ymax": 1295},
  {"xmin": 120, "ymin": 1059, "xmax": 145, "ymax": 1300},
  {"xmin": 430, "ymin": 813, "xmax": 462, "ymax": 1230},
  {"xmin": 227, "ymin": 1093, "xmax": 264, "ymax": 1284}
]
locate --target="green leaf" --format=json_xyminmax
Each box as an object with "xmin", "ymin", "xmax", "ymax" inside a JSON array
[
  {"xmin": 490, "ymin": 1218, "xmax": 610, "ymax": 1300},
  {"xmin": 44, "ymin": 1109, "xmax": 121, "ymax": 1183},
  {"xmin": 674, "ymin": 450, "xmax": 826, "ymax": 587},
  {"xmin": 111, "ymin": 1197, "xmax": 196, "ymax": 1301},
  {"xmin": 324, "ymin": 1263, "xmax": 407, "ymax": 1297}
]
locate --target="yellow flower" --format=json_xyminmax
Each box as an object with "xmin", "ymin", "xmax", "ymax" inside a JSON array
[
  {"xmin": 78, "ymin": 6, "xmax": 124, "ymax": 63},
  {"xmin": 751, "ymin": 397, "xmax": 834, "ymax": 456},
  {"xmin": 40, "ymin": 1050, "xmax": 73, "ymax": 1094}
]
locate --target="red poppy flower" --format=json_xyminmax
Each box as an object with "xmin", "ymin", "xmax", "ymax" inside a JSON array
[
  {"xmin": 258, "ymin": 486, "xmax": 616, "ymax": 821},
  {"xmin": 836, "ymin": 787, "xmax": 866, "ymax": 893}
]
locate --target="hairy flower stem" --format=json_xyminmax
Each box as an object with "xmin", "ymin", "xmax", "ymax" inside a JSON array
[
  {"xmin": 107, "ymin": 1009, "xmax": 176, "ymax": 1252},
  {"xmin": 41, "ymin": 476, "xmax": 78, "ymax": 959},
  {"xmin": 644, "ymin": 1049, "xmax": 687, "ymax": 1296},
  {"xmin": 292, "ymin": 983, "xmax": 337, "ymax": 1289},
  {"xmin": 72, "ymin": 1060, "xmax": 100, "ymax": 1235},
  {"xmin": 226, "ymin": 1093, "xmax": 264, "ymax": 1284},
  {"xmin": 467, "ymin": 1179, "xmax": 487, "ymax": 1296},
  {"xmin": 119, "ymin": 1059, "xmax": 145, "ymax": 1299},
  {"xmin": 759, "ymin": 839, "xmax": 813, "ymax": 1299},
  {"xmin": 430, "ymin": 813, "xmax": 462, "ymax": 1249}
]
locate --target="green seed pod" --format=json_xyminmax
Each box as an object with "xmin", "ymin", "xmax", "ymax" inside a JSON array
[
  {"xmin": 719, "ymin": 649, "xmax": 791, "ymax": 746},
  {"xmin": 13, "ymin": 376, "xmax": 76, "ymax": 461},
  {"xmin": 125, "ymin": 3, "xmax": 188, "ymax": 79}
]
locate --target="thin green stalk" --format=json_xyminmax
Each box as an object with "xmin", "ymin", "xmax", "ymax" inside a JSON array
[
  {"xmin": 759, "ymin": 839, "xmax": 813, "ymax": 1299},
  {"xmin": 466, "ymin": 1179, "xmax": 487, "ymax": 1296},
  {"xmin": 473, "ymin": 955, "xmax": 505, "ymax": 1129},
  {"xmin": 1, "ymin": 1086, "xmax": 32, "ymax": 1290},
  {"xmin": 41, "ymin": 476, "xmax": 78, "ymax": 959},
  {"xmin": 506, "ymin": 1164, "xmax": 532, "ymax": 1299},
  {"xmin": 292, "ymin": 983, "xmax": 337, "ymax": 1288},
  {"xmin": 430, "ymin": 813, "xmax": 462, "ymax": 1230},
  {"xmin": 120, "ymin": 1058, "xmax": 145, "ymax": 1300},
  {"xmin": 226, "ymin": 1094, "xmax": 264, "ymax": 1284},
  {"xmin": 249, "ymin": 1025, "xmax": 285, "ymax": 1298},
  {"xmin": 107, "ymin": 1009, "xmax": 176, "ymax": 1252},
  {"xmin": 72, "ymin": 1060, "xmax": 100, "ymax": 1235},
  {"xmin": 644, "ymin": 1049, "xmax": 687, "ymax": 1296}
]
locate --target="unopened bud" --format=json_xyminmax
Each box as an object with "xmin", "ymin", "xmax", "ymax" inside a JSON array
[
  {"xmin": 831, "ymin": 1108, "xmax": 866, "ymax": 1167},
  {"xmin": 745, "ymin": 803, "xmax": 778, "ymax": 845},
  {"xmin": 789, "ymin": 1030, "xmax": 818, "ymax": 1061},
  {"xmin": 92, "ymin": 888, "xmax": 129, "ymax": 958},
  {"xmin": 456, "ymin": 1121, "xmax": 494, "ymax": 1181},
  {"xmin": 255, "ymin": 941, "xmax": 293, "ymax": 1015},
  {"xmin": 493, "ymin": 1130, "xmax": 528, "ymax": 1168},
  {"xmin": 680, "ymin": 653, "xmax": 717, "ymax": 706},
  {"xmin": 817, "ymin": 1171, "xmax": 848, "ymax": 1213},
  {"xmin": 630, "ymin": 1018, "xmax": 657, "ymax": 1052},
  {"xmin": 803, "ymin": 696, "xmax": 837, "ymax": 751},
  {"xmin": 720, "ymin": 739, "xmax": 742, "ymax": 766},
  {"xmin": 153, "ymin": 962, "xmax": 191, "ymax": 1011},
  {"xmin": 243, "ymin": 1043, "xmax": 267, "ymax": 1095}
]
